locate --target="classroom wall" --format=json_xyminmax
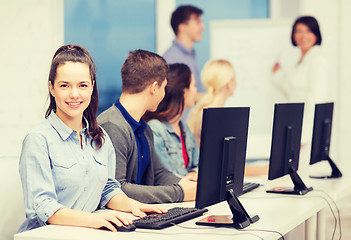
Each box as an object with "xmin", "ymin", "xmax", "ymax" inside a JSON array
[
  {"xmin": 296, "ymin": 0, "xmax": 347, "ymax": 163},
  {"xmin": 338, "ymin": 0, "xmax": 351, "ymax": 163},
  {"xmin": 1, "ymin": 0, "xmax": 350, "ymax": 163},
  {"xmin": 0, "ymin": 0, "xmax": 64, "ymax": 157}
]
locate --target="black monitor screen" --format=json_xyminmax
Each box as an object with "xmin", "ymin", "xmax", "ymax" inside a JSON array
[
  {"xmin": 309, "ymin": 102, "xmax": 341, "ymax": 178},
  {"xmin": 310, "ymin": 102, "xmax": 333, "ymax": 165},
  {"xmin": 195, "ymin": 107, "xmax": 249, "ymax": 209},
  {"xmin": 267, "ymin": 103, "xmax": 313, "ymax": 195},
  {"xmin": 268, "ymin": 103, "xmax": 304, "ymax": 180}
]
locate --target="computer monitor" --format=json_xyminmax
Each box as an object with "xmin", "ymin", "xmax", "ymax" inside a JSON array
[
  {"xmin": 310, "ymin": 102, "xmax": 342, "ymax": 178},
  {"xmin": 195, "ymin": 107, "xmax": 259, "ymax": 229},
  {"xmin": 267, "ymin": 103, "xmax": 313, "ymax": 195}
]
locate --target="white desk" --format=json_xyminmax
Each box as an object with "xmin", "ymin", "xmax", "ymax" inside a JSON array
[
  {"xmin": 14, "ymin": 162, "xmax": 351, "ymax": 240},
  {"xmin": 13, "ymin": 190, "xmax": 327, "ymax": 240}
]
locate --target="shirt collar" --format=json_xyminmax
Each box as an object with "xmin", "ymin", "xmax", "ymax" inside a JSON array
[
  {"xmin": 48, "ymin": 112, "xmax": 89, "ymax": 141},
  {"xmin": 164, "ymin": 121, "xmax": 186, "ymax": 136},
  {"xmin": 115, "ymin": 98, "xmax": 146, "ymax": 132},
  {"xmin": 173, "ymin": 39, "xmax": 195, "ymax": 55}
]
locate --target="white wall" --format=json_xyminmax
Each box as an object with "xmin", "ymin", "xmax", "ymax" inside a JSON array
[
  {"xmin": 156, "ymin": 0, "xmax": 175, "ymax": 55},
  {"xmin": 338, "ymin": 0, "xmax": 351, "ymax": 163},
  {"xmin": 297, "ymin": 0, "xmax": 350, "ymax": 163},
  {"xmin": 0, "ymin": 0, "xmax": 64, "ymax": 157}
]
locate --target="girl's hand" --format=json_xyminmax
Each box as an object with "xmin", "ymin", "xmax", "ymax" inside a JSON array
[
  {"xmin": 129, "ymin": 200, "xmax": 168, "ymax": 218},
  {"xmin": 92, "ymin": 210, "xmax": 134, "ymax": 231}
]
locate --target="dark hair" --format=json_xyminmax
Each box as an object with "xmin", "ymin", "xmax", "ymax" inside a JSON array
[
  {"xmin": 291, "ymin": 16, "xmax": 322, "ymax": 46},
  {"xmin": 143, "ymin": 63, "xmax": 192, "ymax": 122},
  {"xmin": 121, "ymin": 49, "xmax": 169, "ymax": 94},
  {"xmin": 171, "ymin": 5, "xmax": 203, "ymax": 35},
  {"xmin": 45, "ymin": 44, "xmax": 104, "ymax": 149}
]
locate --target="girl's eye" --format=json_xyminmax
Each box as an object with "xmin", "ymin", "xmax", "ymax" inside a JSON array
[
  {"xmin": 60, "ymin": 84, "xmax": 68, "ymax": 88},
  {"xmin": 80, "ymin": 84, "xmax": 88, "ymax": 88}
]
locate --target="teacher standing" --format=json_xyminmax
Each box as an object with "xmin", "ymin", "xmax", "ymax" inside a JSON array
[{"xmin": 272, "ymin": 16, "xmax": 330, "ymax": 144}]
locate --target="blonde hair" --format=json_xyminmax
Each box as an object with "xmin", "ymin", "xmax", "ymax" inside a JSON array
[{"xmin": 188, "ymin": 59, "xmax": 235, "ymax": 135}]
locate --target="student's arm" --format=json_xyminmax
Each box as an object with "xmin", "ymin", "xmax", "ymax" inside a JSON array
[
  {"xmin": 100, "ymin": 122, "xmax": 184, "ymax": 204},
  {"xmin": 185, "ymin": 123, "xmax": 199, "ymax": 172},
  {"xmin": 19, "ymin": 132, "xmax": 130, "ymax": 231},
  {"xmin": 47, "ymin": 207, "xmax": 133, "ymax": 232},
  {"xmin": 151, "ymin": 151, "xmax": 197, "ymax": 202},
  {"xmin": 99, "ymin": 131, "xmax": 167, "ymax": 215},
  {"xmin": 19, "ymin": 132, "xmax": 65, "ymax": 228},
  {"xmin": 148, "ymin": 127, "xmax": 197, "ymax": 202},
  {"xmin": 105, "ymin": 193, "xmax": 166, "ymax": 217}
]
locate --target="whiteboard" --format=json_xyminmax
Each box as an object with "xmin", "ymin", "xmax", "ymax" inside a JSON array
[{"xmin": 210, "ymin": 19, "xmax": 297, "ymax": 158}]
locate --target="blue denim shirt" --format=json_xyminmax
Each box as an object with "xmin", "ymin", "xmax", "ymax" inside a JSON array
[
  {"xmin": 18, "ymin": 113, "xmax": 124, "ymax": 232},
  {"xmin": 148, "ymin": 119, "xmax": 199, "ymax": 177}
]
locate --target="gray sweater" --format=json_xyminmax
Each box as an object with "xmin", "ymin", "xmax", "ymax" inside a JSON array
[{"xmin": 97, "ymin": 105, "xmax": 184, "ymax": 203}]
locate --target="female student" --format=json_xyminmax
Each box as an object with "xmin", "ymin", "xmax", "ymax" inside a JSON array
[
  {"xmin": 187, "ymin": 59, "xmax": 236, "ymax": 147},
  {"xmin": 187, "ymin": 59, "xmax": 267, "ymax": 177},
  {"xmin": 143, "ymin": 63, "xmax": 199, "ymax": 178},
  {"xmin": 18, "ymin": 45, "xmax": 165, "ymax": 233}
]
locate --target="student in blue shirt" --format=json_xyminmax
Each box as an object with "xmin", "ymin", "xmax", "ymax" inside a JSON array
[
  {"xmin": 18, "ymin": 45, "xmax": 165, "ymax": 233},
  {"xmin": 144, "ymin": 63, "xmax": 199, "ymax": 178}
]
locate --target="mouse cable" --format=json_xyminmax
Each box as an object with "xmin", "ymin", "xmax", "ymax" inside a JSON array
[
  {"xmin": 313, "ymin": 189, "xmax": 341, "ymax": 240},
  {"xmin": 242, "ymin": 194, "xmax": 337, "ymax": 240}
]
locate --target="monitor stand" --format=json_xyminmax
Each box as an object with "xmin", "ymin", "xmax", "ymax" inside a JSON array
[
  {"xmin": 196, "ymin": 137, "xmax": 259, "ymax": 229},
  {"xmin": 196, "ymin": 189, "xmax": 259, "ymax": 229},
  {"xmin": 267, "ymin": 167, "xmax": 313, "ymax": 195},
  {"xmin": 310, "ymin": 156, "xmax": 342, "ymax": 179}
]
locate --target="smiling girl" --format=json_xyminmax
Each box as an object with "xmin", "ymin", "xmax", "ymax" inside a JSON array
[{"xmin": 18, "ymin": 45, "xmax": 165, "ymax": 233}]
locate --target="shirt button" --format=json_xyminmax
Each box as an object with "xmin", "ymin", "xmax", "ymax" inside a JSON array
[
  {"xmin": 141, "ymin": 155, "xmax": 144, "ymax": 158},
  {"xmin": 84, "ymin": 187, "xmax": 87, "ymax": 191},
  {"xmin": 85, "ymin": 170, "xmax": 89, "ymax": 174}
]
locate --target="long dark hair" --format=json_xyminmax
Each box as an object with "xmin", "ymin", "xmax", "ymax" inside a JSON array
[
  {"xmin": 45, "ymin": 44, "xmax": 104, "ymax": 149},
  {"xmin": 291, "ymin": 16, "xmax": 322, "ymax": 46},
  {"xmin": 143, "ymin": 63, "xmax": 192, "ymax": 122}
]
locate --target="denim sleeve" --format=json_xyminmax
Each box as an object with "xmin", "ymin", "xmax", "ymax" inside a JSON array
[
  {"xmin": 190, "ymin": 146, "xmax": 199, "ymax": 171},
  {"xmin": 150, "ymin": 127, "xmax": 175, "ymax": 173},
  {"xmin": 188, "ymin": 129, "xmax": 199, "ymax": 172},
  {"xmin": 19, "ymin": 132, "xmax": 64, "ymax": 225},
  {"xmin": 99, "ymin": 130, "xmax": 125, "ymax": 208}
]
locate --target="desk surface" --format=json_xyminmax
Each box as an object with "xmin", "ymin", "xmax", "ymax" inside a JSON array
[
  {"xmin": 13, "ymin": 190, "xmax": 329, "ymax": 240},
  {"xmin": 14, "ymin": 161, "xmax": 351, "ymax": 240}
]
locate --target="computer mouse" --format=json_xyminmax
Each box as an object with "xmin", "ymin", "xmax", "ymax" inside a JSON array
[
  {"xmin": 99, "ymin": 222, "xmax": 136, "ymax": 232},
  {"xmin": 115, "ymin": 223, "xmax": 136, "ymax": 232}
]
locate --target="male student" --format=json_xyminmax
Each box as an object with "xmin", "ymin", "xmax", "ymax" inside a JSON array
[
  {"xmin": 163, "ymin": 5, "xmax": 205, "ymax": 93},
  {"xmin": 97, "ymin": 50, "xmax": 197, "ymax": 204}
]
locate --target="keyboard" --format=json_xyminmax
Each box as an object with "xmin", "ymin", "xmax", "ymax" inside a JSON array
[
  {"xmin": 242, "ymin": 182, "xmax": 260, "ymax": 194},
  {"xmin": 133, "ymin": 207, "xmax": 208, "ymax": 229}
]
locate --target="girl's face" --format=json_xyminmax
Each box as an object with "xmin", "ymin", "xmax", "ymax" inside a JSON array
[
  {"xmin": 184, "ymin": 75, "xmax": 197, "ymax": 109},
  {"xmin": 293, "ymin": 23, "xmax": 317, "ymax": 53},
  {"xmin": 49, "ymin": 61, "xmax": 93, "ymax": 125}
]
